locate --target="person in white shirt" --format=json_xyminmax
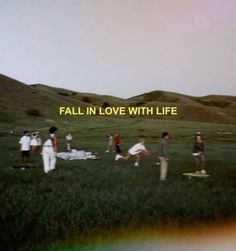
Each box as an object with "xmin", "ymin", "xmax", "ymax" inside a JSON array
[
  {"xmin": 42, "ymin": 127, "xmax": 58, "ymax": 174},
  {"xmin": 115, "ymin": 139, "xmax": 149, "ymax": 166},
  {"xmin": 65, "ymin": 133, "xmax": 73, "ymax": 151},
  {"xmin": 30, "ymin": 132, "xmax": 38, "ymax": 153},
  {"xmin": 105, "ymin": 133, "xmax": 115, "ymax": 152},
  {"xmin": 19, "ymin": 131, "xmax": 31, "ymax": 164},
  {"xmin": 36, "ymin": 131, "xmax": 42, "ymax": 152}
]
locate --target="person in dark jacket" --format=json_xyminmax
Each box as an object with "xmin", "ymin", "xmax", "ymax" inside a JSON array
[
  {"xmin": 158, "ymin": 132, "xmax": 170, "ymax": 181},
  {"xmin": 113, "ymin": 134, "xmax": 121, "ymax": 154},
  {"xmin": 192, "ymin": 132, "xmax": 206, "ymax": 174}
]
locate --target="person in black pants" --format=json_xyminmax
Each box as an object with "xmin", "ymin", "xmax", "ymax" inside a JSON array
[{"xmin": 113, "ymin": 134, "xmax": 121, "ymax": 154}]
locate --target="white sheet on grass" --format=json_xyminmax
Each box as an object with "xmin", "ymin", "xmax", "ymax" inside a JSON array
[{"xmin": 56, "ymin": 149, "xmax": 97, "ymax": 160}]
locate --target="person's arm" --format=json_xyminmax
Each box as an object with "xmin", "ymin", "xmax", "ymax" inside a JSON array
[
  {"xmin": 19, "ymin": 138, "xmax": 22, "ymax": 152},
  {"xmin": 142, "ymin": 145, "xmax": 149, "ymax": 156},
  {"xmin": 162, "ymin": 141, "xmax": 168, "ymax": 158},
  {"xmin": 192, "ymin": 142, "xmax": 197, "ymax": 153},
  {"xmin": 51, "ymin": 135, "xmax": 57, "ymax": 153},
  {"xmin": 201, "ymin": 142, "xmax": 204, "ymax": 152}
]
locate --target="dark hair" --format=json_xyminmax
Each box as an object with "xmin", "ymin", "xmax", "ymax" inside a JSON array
[
  {"xmin": 24, "ymin": 131, "xmax": 29, "ymax": 134},
  {"xmin": 195, "ymin": 133, "xmax": 203, "ymax": 140},
  {"xmin": 49, "ymin": 126, "xmax": 58, "ymax": 134},
  {"xmin": 162, "ymin": 131, "xmax": 169, "ymax": 138}
]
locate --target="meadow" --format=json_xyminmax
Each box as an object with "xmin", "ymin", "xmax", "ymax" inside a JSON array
[{"xmin": 0, "ymin": 117, "xmax": 235, "ymax": 251}]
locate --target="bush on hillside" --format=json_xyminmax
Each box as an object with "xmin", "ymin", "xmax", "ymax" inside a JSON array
[
  {"xmin": 102, "ymin": 101, "xmax": 110, "ymax": 109},
  {"xmin": 25, "ymin": 108, "xmax": 42, "ymax": 117},
  {"xmin": 82, "ymin": 96, "xmax": 92, "ymax": 103}
]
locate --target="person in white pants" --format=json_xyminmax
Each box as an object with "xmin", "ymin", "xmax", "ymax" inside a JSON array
[{"xmin": 42, "ymin": 127, "xmax": 58, "ymax": 174}]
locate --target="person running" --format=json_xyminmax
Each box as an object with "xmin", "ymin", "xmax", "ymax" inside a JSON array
[
  {"xmin": 105, "ymin": 133, "xmax": 114, "ymax": 152},
  {"xmin": 192, "ymin": 132, "xmax": 206, "ymax": 174},
  {"xmin": 42, "ymin": 127, "xmax": 58, "ymax": 174},
  {"xmin": 158, "ymin": 132, "xmax": 170, "ymax": 181},
  {"xmin": 19, "ymin": 131, "xmax": 31, "ymax": 164},
  {"xmin": 113, "ymin": 133, "xmax": 122, "ymax": 154},
  {"xmin": 115, "ymin": 139, "xmax": 149, "ymax": 166}
]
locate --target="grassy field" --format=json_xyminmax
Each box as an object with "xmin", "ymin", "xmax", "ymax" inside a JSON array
[{"xmin": 0, "ymin": 117, "xmax": 236, "ymax": 251}]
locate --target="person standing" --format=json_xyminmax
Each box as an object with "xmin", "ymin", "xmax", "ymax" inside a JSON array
[
  {"xmin": 113, "ymin": 133, "xmax": 122, "ymax": 154},
  {"xmin": 30, "ymin": 132, "xmax": 38, "ymax": 153},
  {"xmin": 19, "ymin": 131, "xmax": 31, "ymax": 164},
  {"xmin": 105, "ymin": 133, "xmax": 114, "ymax": 152},
  {"xmin": 42, "ymin": 127, "xmax": 58, "ymax": 174},
  {"xmin": 192, "ymin": 132, "xmax": 206, "ymax": 174},
  {"xmin": 65, "ymin": 133, "xmax": 73, "ymax": 151},
  {"xmin": 158, "ymin": 132, "xmax": 170, "ymax": 181},
  {"xmin": 36, "ymin": 131, "xmax": 42, "ymax": 152}
]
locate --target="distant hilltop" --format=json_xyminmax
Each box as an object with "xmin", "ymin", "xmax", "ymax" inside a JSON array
[{"xmin": 0, "ymin": 73, "xmax": 235, "ymax": 124}]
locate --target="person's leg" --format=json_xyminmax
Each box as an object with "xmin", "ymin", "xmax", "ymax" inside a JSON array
[
  {"xmin": 26, "ymin": 151, "xmax": 30, "ymax": 164},
  {"xmin": 116, "ymin": 144, "xmax": 120, "ymax": 153},
  {"xmin": 20, "ymin": 151, "xmax": 24, "ymax": 164},
  {"xmin": 134, "ymin": 154, "xmax": 140, "ymax": 166},
  {"xmin": 160, "ymin": 157, "xmax": 168, "ymax": 180},
  {"xmin": 42, "ymin": 150, "xmax": 50, "ymax": 173},
  {"xmin": 66, "ymin": 143, "xmax": 70, "ymax": 151},
  {"xmin": 194, "ymin": 156, "xmax": 200, "ymax": 171},
  {"xmin": 115, "ymin": 151, "xmax": 129, "ymax": 161},
  {"xmin": 200, "ymin": 155, "xmax": 205, "ymax": 171},
  {"xmin": 111, "ymin": 144, "xmax": 115, "ymax": 152},
  {"xmin": 49, "ymin": 149, "xmax": 56, "ymax": 171},
  {"xmin": 21, "ymin": 151, "xmax": 30, "ymax": 164}
]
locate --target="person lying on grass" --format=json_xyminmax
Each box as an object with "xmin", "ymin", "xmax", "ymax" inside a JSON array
[{"xmin": 115, "ymin": 139, "xmax": 149, "ymax": 166}]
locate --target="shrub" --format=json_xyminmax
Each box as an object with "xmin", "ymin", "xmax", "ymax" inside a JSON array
[
  {"xmin": 102, "ymin": 101, "xmax": 110, "ymax": 109},
  {"xmin": 25, "ymin": 108, "xmax": 42, "ymax": 117},
  {"xmin": 135, "ymin": 101, "xmax": 146, "ymax": 106},
  {"xmin": 82, "ymin": 96, "xmax": 91, "ymax": 103},
  {"xmin": 58, "ymin": 92, "xmax": 69, "ymax": 96}
]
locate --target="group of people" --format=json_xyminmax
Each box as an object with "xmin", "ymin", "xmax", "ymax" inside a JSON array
[
  {"xmin": 114, "ymin": 131, "xmax": 205, "ymax": 181},
  {"xmin": 18, "ymin": 127, "xmax": 58, "ymax": 174},
  {"xmin": 18, "ymin": 127, "xmax": 205, "ymax": 179},
  {"xmin": 105, "ymin": 133, "xmax": 122, "ymax": 154},
  {"xmin": 18, "ymin": 130, "xmax": 42, "ymax": 164}
]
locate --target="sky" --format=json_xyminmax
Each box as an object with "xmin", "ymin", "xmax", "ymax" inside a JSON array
[{"xmin": 0, "ymin": 0, "xmax": 235, "ymax": 98}]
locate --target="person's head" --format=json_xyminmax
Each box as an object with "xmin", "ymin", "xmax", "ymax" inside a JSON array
[
  {"xmin": 24, "ymin": 130, "xmax": 29, "ymax": 136},
  {"xmin": 49, "ymin": 126, "xmax": 58, "ymax": 134},
  {"xmin": 162, "ymin": 132, "xmax": 169, "ymax": 139},
  {"xmin": 139, "ymin": 138, "xmax": 145, "ymax": 144},
  {"xmin": 195, "ymin": 133, "xmax": 202, "ymax": 142}
]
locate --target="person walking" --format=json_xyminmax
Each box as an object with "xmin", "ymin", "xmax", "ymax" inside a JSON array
[
  {"xmin": 42, "ymin": 127, "xmax": 58, "ymax": 174},
  {"xmin": 158, "ymin": 132, "xmax": 170, "ymax": 181}
]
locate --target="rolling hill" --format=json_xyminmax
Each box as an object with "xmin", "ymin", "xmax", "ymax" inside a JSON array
[{"xmin": 0, "ymin": 74, "xmax": 235, "ymax": 124}]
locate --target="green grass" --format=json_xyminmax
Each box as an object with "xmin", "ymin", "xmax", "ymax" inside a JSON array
[{"xmin": 0, "ymin": 117, "xmax": 236, "ymax": 250}]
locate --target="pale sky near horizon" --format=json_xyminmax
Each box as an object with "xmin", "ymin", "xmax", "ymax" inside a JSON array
[{"xmin": 0, "ymin": 0, "xmax": 235, "ymax": 98}]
